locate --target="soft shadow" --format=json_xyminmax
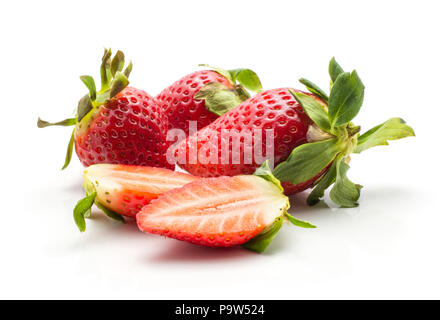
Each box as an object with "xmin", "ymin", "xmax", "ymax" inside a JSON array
[
  {"xmin": 61, "ymin": 176, "xmax": 84, "ymax": 193},
  {"xmin": 148, "ymin": 241, "xmax": 259, "ymax": 264},
  {"xmin": 260, "ymin": 228, "xmax": 297, "ymax": 256},
  {"xmin": 287, "ymin": 191, "xmax": 333, "ymax": 222},
  {"xmin": 75, "ymin": 211, "xmax": 142, "ymax": 245}
]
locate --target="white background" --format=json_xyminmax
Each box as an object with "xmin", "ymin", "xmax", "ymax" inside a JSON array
[{"xmin": 0, "ymin": 0, "xmax": 439, "ymax": 299}]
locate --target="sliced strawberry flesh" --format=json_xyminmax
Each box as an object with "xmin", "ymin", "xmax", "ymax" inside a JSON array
[
  {"xmin": 137, "ymin": 175, "xmax": 289, "ymax": 247},
  {"xmin": 84, "ymin": 164, "xmax": 198, "ymax": 217}
]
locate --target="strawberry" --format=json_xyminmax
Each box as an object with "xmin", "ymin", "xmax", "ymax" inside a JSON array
[
  {"xmin": 174, "ymin": 87, "xmax": 317, "ymax": 178},
  {"xmin": 156, "ymin": 66, "xmax": 262, "ymax": 136},
  {"xmin": 174, "ymin": 58, "xmax": 415, "ymax": 207},
  {"xmin": 73, "ymin": 164, "xmax": 198, "ymax": 232},
  {"xmin": 136, "ymin": 162, "xmax": 315, "ymax": 252},
  {"xmin": 38, "ymin": 49, "xmax": 172, "ymax": 170}
]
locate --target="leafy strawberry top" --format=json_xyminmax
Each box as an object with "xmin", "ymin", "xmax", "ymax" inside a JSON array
[
  {"xmin": 37, "ymin": 49, "xmax": 133, "ymax": 169},
  {"xmin": 274, "ymin": 58, "xmax": 415, "ymax": 208},
  {"xmin": 194, "ymin": 65, "xmax": 263, "ymax": 116}
]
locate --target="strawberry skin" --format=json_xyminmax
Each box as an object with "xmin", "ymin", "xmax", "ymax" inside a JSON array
[
  {"xmin": 38, "ymin": 49, "xmax": 173, "ymax": 170},
  {"xmin": 156, "ymin": 70, "xmax": 232, "ymax": 135},
  {"xmin": 75, "ymin": 87, "xmax": 172, "ymax": 169},
  {"xmin": 83, "ymin": 164, "xmax": 198, "ymax": 218},
  {"xmin": 136, "ymin": 175, "xmax": 290, "ymax": 248},
  {"xmin": 175, "ymin": 88, "xmax": 322, "ymax": 193}
]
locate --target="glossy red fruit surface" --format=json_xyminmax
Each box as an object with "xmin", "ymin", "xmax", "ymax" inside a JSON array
[
  {"xmin": 175, "ymin": 88, "xmax": 314, "ymax": 178},
  {"xmin": 156, "ymin": 70, "xmax": 233, "ymax": 135},
  {"xmin": 75, "ymin": 87, "xmax": 173, "ymax": 169}
]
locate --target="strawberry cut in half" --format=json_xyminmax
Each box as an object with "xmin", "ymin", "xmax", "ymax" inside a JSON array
[
  {"xmin": 136, "ymin": 161, "xmax": 315, "ymax": 253},
  {"xmin": 73, "ymin": 164, "xmax": 198, "ymax": 232}
]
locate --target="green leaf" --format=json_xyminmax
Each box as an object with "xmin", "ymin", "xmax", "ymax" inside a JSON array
[
  {"xmin": 329, "ymin": 159, "xmax": 362, "ymax": 207},
  {"xmin": 229, "ymin": 68, "xmax": 262, "ymax": 93},
  {"xmin": 37, "ymin": 117, "xmax": 76, "ymax": 128},
  {"xmin": 328, "ymin": 70, "xmax": 365, "ymax": 128},
  {"xmin": 62, "ymin": 129, "xmax": 75, "ymax": 170},
  {"xmin": 95, "ymin": 202, "xmax": 125, "ymax": 223},
  {"xmin": 306, "ymin": 161, "xmax": 337, "ymax": 206},
  {"xmin": 206, "ymin": 91, "xmax": 241, "ymax": 115},
  {"xmin": 194, "ymin": 82, "xmax": 229, "ymax": 99},
  {"xmin": 77, "ymin": 94, "xmax": 93, "ymax": 122},
  {"xmin": 273, "ymin": 138, "xmax": 341, "ymax": 186},
  {"xmin": 299, "ymin": 78, "xmax": 329, "ymax": 102},
  {"xmin": 329, "ymin": 57, "xmax": 344, "ymax": 85},
  {"xmin": 253, "ymin": 160, "xmax": 283, "ymax": 192},
  {"xmin": 100, "ymin": 48, "xmax": 112, "ymax": 90},
  {"xmin": 284, "ymin": 213, "xmax": 317, "ymax": 228},
  {"xmin": 290, "ymin": 90, "xmax": 331, "ymax": 132},
  {"xmin": 73, "ymin": 192, "xmax": 97, "ymax": 232},
  {"xmin": 242, "ymin": 217, "xmax": 283, "ymax": 253},
  {"xmin": 80, "ymin": 75, "xmax": 97, "ymax": 100},
  {"xmin": 95, "ymin": 90, "xmax": 111, "ymax": 104},
  {"xmin": 109, "ymin": 72, "xmax": 129, "ymax": 98},
  {"xmin": 234, "ymin": 85, "xmax": 251, "ymax": 101},
  {"xmin": 124, "ymin": 61, "xmax": 133, "ymax": 78},
  {"xmin": 195, "ymin": 83, "xmax": 241, "ymax": 116},
  {"xmin": 199, "ymin": 65, "xmax": 262, "ymax": 93},
  {"xmin": 110, "ymin": 50, "xmax": 125, "ymax": 77},
  {"xmin": 84, "ymin": 207, "xmax": 92, "ymax": 218},
  {"xmin": 354, "ymin": 117, "xmax": 415, "ymax": 153},
  {"xmin": 194, "ymin": 82, "xmax": 241, "ymax": 116}
]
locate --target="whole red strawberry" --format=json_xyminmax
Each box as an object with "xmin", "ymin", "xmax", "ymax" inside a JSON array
[
  {"xmin": 38, "ymin": 49, "xmax": 173, "ymax": 170},
  {"xmin": 174, "ymin": 88, "xmax": 321, "ymax": 190},
  {"xmin": 156, "ymin": 66, "xmax": 262, "ymax": 136},
  {"xmin": 175, "ymin": 58, "xmax": 415, "ymax": 207}
]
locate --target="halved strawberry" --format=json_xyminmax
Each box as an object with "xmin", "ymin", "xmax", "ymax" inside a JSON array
[
  {"xmin": 73, "ymin": 164, "xmax": 198, "ymax": 232},
  {"xmin": 136, "ymin": 162, "xmax": 315, "ymax": 252}
]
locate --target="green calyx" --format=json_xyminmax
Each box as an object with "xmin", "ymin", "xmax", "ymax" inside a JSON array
[
  {"xmin": 253, "ymin": 160, "xmax": 284, "ymax": 191},
  {"xmin": 76, "ymin": 49, "xmax": 132, "ymax": 126},
  {"xmin": 242, "ymin": 161, "xmax": 316, "ymax": 253},
  {"xmin": 73, "ymin": 174, "xmax": 125, "ymax": 232},
  {"xmin": 273, "ymin": 57, "xmax": 415, "ymax": 208},
  {"xmin": 195, "ymin": 64, "xmax": 263, "ymax": 116},
  {"xmin": 37, "ymin": 48, "xmax": 132, "ymax": 170}
]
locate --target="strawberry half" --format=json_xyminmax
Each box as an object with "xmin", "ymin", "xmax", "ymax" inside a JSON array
[
  {"xmin": 73, "ymin": 164, "xmax": 198, "ymax": 232},
  {"xmin": 38, "ymin": 49, "xmax": 172, "ymax": 170},
  {"xmin": 175, "ymin": 58, "xmax": 415, "ymax": 207},
  {"xmin": 136, "ymin": 162, "xmax": 315, "ymax": 253},
  {"xmin": 156, "ymin": 66, "xmax": 262, "ymax": 136}
]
